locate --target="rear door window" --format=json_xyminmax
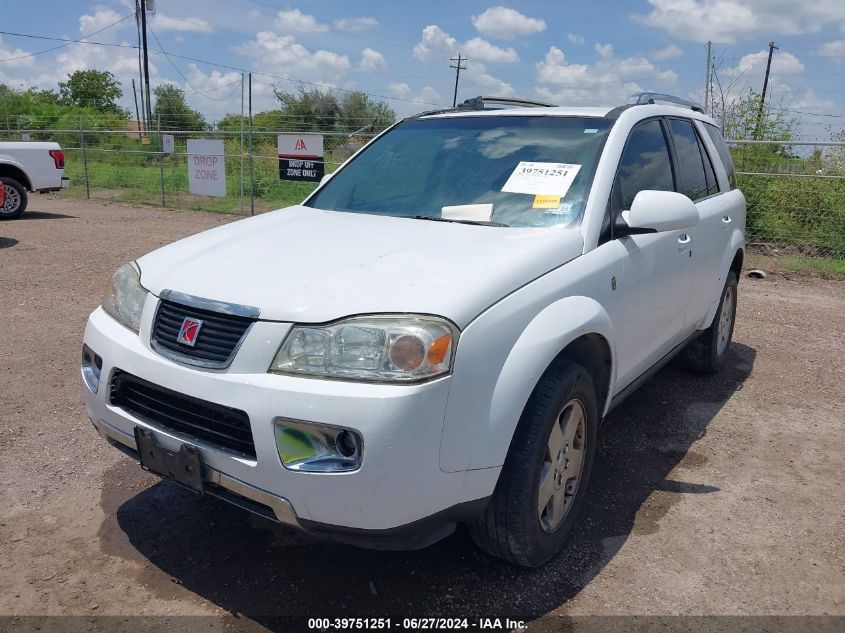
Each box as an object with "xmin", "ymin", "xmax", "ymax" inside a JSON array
[
  {"xmin": 667, "ymin": 118, "xmax": 712, "ymax": 201},
  {"xmin": 617, "ymin": 119, "xmax": 675, "ymax": 210},
  {"xmin": 703, "ymin": 123, "xmax": 737, "ymax": 189}
]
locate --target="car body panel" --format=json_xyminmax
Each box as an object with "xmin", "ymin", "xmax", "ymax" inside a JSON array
[
  {"xmin": 0, "ymin": 141, "xmax": 66, "ymax": 191},
  {"xmin": 136, "ymin": 205, "xmax": 585, "ymax": 328}
]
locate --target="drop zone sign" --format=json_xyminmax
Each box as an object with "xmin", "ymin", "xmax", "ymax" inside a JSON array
[
  {"xmin": 278, "ymin": 134, "xmax": 324, "ymax": 183},
  {"xmin": 187, "ymin": 139, "xmax": 226, "ymax": 197}
]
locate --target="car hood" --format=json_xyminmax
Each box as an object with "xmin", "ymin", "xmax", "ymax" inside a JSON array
[{"xmin": 137, "ymin": 205, "xmax": 584, "ymax": 327}]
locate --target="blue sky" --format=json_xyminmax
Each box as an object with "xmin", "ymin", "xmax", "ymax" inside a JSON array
[{"xmin": 1, "ymin": 0, "xmax": 844, "ymax": 137}]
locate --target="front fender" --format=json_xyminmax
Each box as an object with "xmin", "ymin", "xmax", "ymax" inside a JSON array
[{"xmin": 439, "ymin": 295, "xmax": 615, "ymax": 472}]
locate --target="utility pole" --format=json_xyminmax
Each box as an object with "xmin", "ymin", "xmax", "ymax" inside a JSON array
[
  {"xmin": 703, "ymin": 41, "xmax": 712, "ymax": 115},
  {"xmin": 134, "ymin": 1, "xmax": 146, "ymax": 132},
  {"xmin": 131, "ymin": 78, "xmax": 142, "ymax": 138},
  {"xmin": 450, "ymin": 54, "xmax": 467, "ymax": 108},
  {"xmin": 755, "ymin": 41, "xmax": 778, "ymax": 138},
  {"xmin": 139, "ymin": 0, "xmax": 154, "ymax": 130}
]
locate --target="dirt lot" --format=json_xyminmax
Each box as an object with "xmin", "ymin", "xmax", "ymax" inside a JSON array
[{"xmin": 0, "ymin": 197, "xmax": 843, "ymax": 630}]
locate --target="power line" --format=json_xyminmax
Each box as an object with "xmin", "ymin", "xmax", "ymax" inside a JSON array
[
  {"xmin": 0, "ymin": 29, "xmax": 446, "ymax": 107},
  {"xmin": 0, "ymin": 13, "xmax": 135, "ymax": 63}
]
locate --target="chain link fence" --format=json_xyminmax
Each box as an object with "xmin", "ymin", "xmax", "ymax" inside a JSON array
[
  {"xmin": 2, "ymin": 125, "xmax": 374, "ymax": 215},
  {"xmin": 2, "ymin": 125, "xmax": 843, "ymax": 261},
  {"xmin": 729, "ymin": 139, "xmax": 845, "ymax": 261}
]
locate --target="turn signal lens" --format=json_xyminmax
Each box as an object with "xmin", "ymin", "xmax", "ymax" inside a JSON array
[{"xmin": 427, "ymin": 333, "xmax": 452, "ymax": 365}]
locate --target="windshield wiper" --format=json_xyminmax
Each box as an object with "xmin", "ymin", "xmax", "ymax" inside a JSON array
[{"xmin": 405, "ymin": 215, "xmax": 508, "ymax": 227}]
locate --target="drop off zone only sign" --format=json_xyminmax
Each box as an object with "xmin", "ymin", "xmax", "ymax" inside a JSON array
[
  {"xmin": 278, "ymin": 134, "xmax": 324, "ymax": 182},
  {"xmin": 187, "ymin": 139, "xmax": 226, "ymax": 197}
]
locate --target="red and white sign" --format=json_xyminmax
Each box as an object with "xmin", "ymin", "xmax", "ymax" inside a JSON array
[
  {"xmin": 278, "ymin": 134, "xmax": 325, "ymax": 182},
  {"xmin": 278, "ymin": 134, "xmax": 323, "ymax": 159},
  {"xmin": 187, "ymin": 139, "xmax": 226, "ymax": 197}
]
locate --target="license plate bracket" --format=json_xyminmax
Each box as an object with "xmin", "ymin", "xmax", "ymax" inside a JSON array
[{"xmin": 134, "ymin": 427, "xmax": 204, "ymax": 494}]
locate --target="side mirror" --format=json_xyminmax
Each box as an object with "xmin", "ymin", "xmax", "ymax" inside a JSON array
[{"xmin": 619, "ymin": 190, "xmax": 699, "ymax": 234}]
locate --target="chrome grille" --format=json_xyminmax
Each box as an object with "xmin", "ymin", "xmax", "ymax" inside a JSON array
[{"xmin": 151, "ymin": 294, "xmax": 256, "ymax": 368}]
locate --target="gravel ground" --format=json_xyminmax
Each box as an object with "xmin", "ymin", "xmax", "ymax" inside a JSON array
[{"xmin": 0, "ymin": 197, "xmax": 843, "ymax": 630}]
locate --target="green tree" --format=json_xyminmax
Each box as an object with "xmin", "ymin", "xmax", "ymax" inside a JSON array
[
  {"xmin": 152, "ymin": 84, "xmax": 207, "ymax": 131},
  {"xmin": 271, "ymin": 87, "xmax": 395, "ymax": 133},
  {"xmin": 58, "ymin": 70, "xmax": 125, "ymax": 115},
  {"xmin": 339, "ymin": 91, "xmax": 395, "ymax": 134}
]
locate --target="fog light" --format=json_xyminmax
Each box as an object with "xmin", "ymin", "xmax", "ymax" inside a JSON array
[
  {"xmin": 81, "ymin": 344, "xmax": 102, "ymax": 393},
  {"xmin": 273, "ymin": 418, "xmax": 362, "ymax": 473}
]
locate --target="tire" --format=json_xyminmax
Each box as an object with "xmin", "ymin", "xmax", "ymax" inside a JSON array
[
  {"xmin": 0, "ymin": 177, "xmax": 28, "ymax": 219},
  {"xmin": 683, "ymin": 271, "xmax": 738, "ymax": 374},
  {"xmin": 467, "ymin": 359, "xmax": 598, "ymax": 567}
]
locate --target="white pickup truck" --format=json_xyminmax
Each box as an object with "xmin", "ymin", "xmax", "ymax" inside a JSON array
[
  {"xmin": 0, "ymin": 141, "xmax": 69, "ymax": 218},
  {"xmin": 83, "ymin": 93, "xmax": 745, "ymax": 567}
]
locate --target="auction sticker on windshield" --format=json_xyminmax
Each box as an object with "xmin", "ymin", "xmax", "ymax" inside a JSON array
[{"xmin": 502, "ymin": 162, "xmax": 581, "ymax": 196}]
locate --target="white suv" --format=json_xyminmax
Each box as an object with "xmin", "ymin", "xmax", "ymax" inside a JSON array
[{"xmin": 82, "ymin": 94, "xmax": 745, "ymax": 567}]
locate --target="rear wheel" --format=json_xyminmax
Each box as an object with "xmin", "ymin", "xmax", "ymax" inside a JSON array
[
  {"xmin": 0, "ymin": 177, "xmax": 28, "ymax": 219},
  {"xmin": 467, "ymin": 359, "xmax": 598, "ymax": 567},
  {"xmin": 683, "ymin": 271, "xmax": 738, "ymax": 374}
]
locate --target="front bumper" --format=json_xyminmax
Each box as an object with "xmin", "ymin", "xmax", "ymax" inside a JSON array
[{"xmin": 82, "ymin": 303, "xmax": 498, "ymax": 546}]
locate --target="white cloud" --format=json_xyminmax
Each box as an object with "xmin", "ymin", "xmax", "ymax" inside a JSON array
[
  {"xmin": 734, "ymin": 49, "xmax": 805, "ymax": 78},
  {"xmin": 413, "ymin": 25, "xmax": 517, "ymax": 63},
  {"xmin": 462, "ymin": 61, "xmax": 516, "ymax": 97},
  {"xmin": 235, "ymin": 31, "xmax": 350, "ymax": 81},
  {"xmin": 359, "ymin": 48, "xmax": 387, "ymax": 72},
  {"xmin": 471, "ymin": 6, "xmax": 546, "ymax": 39},
  {"xmin": 334, "ymin": 17, "xmax": 378, "ymax": 32},
  {"xmin": 0, "ymin": 37, "xmax": 35, "ymax": 68},
  {"xmin": 417, "ymin": 86, "xmax": 443, "ymax": 105},
  {"xmin": 151, "ymin": 13, "xmax": 214, "ymax": 34},
  {"xmin": 276, "ymin": 8, "xmax": 330, "ymax": 34},
  {"xmin": 818, "ymin": 40, "xmax": 845, "ymax": 61},
  {"xmin": 79, "ymin": 7, "xmax": 123, "ymax": 34},
  {"xmin": 534, "ymin": 45, "xmax": 677, "ymax": 106},
  {"xmin": 634, "ymin": 0, "xmax": 845, "ymax": 43},
  {"xmin": 413, "ymin": 25, "xmax": 457, "ymax": 62},
  {"xmin": 463, "ymin": 37, "xmax": 519, "ymax": 63},
  {"xmin": 567, "ymin": 33, "xmax": 585, "ymax": 45},
  {"xmin": 653, "ymin": 44, "xmax": 683, "ymax": 60},
  {"xmin": 389, "ymin": 82, "xmax": 412, "ymax": 99}
]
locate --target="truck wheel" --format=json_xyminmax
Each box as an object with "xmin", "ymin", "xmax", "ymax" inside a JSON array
[
  {"xmin": 683, "ymin": 271, "xmax": 738, "ymax": 374},
  {"xmin": 467, "ymin": 359, "xmax": 598, "ymax": 567},
  {"xmin": 0, "ymin": 177, "xmax": 28, "ymax": 219}
]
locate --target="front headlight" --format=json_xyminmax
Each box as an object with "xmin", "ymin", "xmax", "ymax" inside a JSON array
[
  {"xmin": 102, "ymin": 261, "xmax": 148, "ymax": 333},
  {"xmin": 270, "ymin": 315, "xmax": 458, "ymax": 382}
]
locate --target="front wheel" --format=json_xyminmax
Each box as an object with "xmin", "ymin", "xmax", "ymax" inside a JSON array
[
  {"xmin": 0, "ymin": 177, "xmax": 28, "ymax": 219},
  {"xmin": 683, "ymin": 271, "xmax": 738, "ymax": 374},
  {"xmin": 467, "ymin": 359, "xmax": 598, "ymax": 567}
]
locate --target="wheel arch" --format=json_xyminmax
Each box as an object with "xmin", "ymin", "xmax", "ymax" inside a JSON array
[
  {"xmin": 440, "ymin": 295, "xmax": 616, "ymax": 472},
  {"xmin": 0, "ymin": 162, "xmax": 32, "ymax": 191}
]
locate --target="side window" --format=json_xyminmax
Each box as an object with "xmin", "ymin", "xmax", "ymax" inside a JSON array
[
  {"xmin": 704, "ymin": 123, "xmax": 737, "ymax": 189},
  {"xmin": 617, "ymin": 119, "xmax": 675, "ymax": 210},
  {"xmin": 668, "ymin": 119, "xmax": 710, "ymax": 201}
]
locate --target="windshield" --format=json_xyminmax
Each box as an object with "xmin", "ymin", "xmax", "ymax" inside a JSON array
[{"xmin": 306, "ymin": 115, "xmax": 614, "ymax": 228}]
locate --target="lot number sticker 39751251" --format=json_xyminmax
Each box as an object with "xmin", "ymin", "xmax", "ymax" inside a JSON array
[{"xmin": 501, "ymin": 162, "xmax": 581, "ymax": 197}]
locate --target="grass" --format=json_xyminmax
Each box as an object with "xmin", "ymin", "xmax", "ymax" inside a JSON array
[
  {"xmin": 62, "ymin": 153, "xmax": 318, "ymax": 215},
  {"xmin": 746, "ymin": 251, "xmax": 845, "ymax": 278}
]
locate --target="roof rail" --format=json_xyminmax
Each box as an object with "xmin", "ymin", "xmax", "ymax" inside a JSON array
[
  {"xmin": 456, "ymin": 96, "xmax": 556, "ymax": 110},
  {"xmin": 404, "ymin": 95, "xmax": 555, "ymax": 122},
  {"xmin": 632, "ymin": 92, "xmax": 704, "ymax": 113}
]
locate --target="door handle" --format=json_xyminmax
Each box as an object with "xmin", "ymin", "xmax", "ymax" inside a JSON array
[
  {"xmin": 677, "ymin": 233, "xmax": 691, "ymax": 245},
  {"xmin": 722, "ymin": 215, "xmax": 732, "ymax": 224}
]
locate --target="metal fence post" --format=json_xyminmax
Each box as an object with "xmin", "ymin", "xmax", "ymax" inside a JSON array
[
  {"xmin": 248, "ymin": 72, "xmax": 254, "ymax": 216},
  {"xmin": 239, "ymin": 73, "xmax": 245, "ymax": 216},
  {"xmin": 158, "ymin": 114, "xmax": 165, "ymax": 207},
  {"xmin": 79, "ymin": 119, "xmax": 90, "ymax": 200}
]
